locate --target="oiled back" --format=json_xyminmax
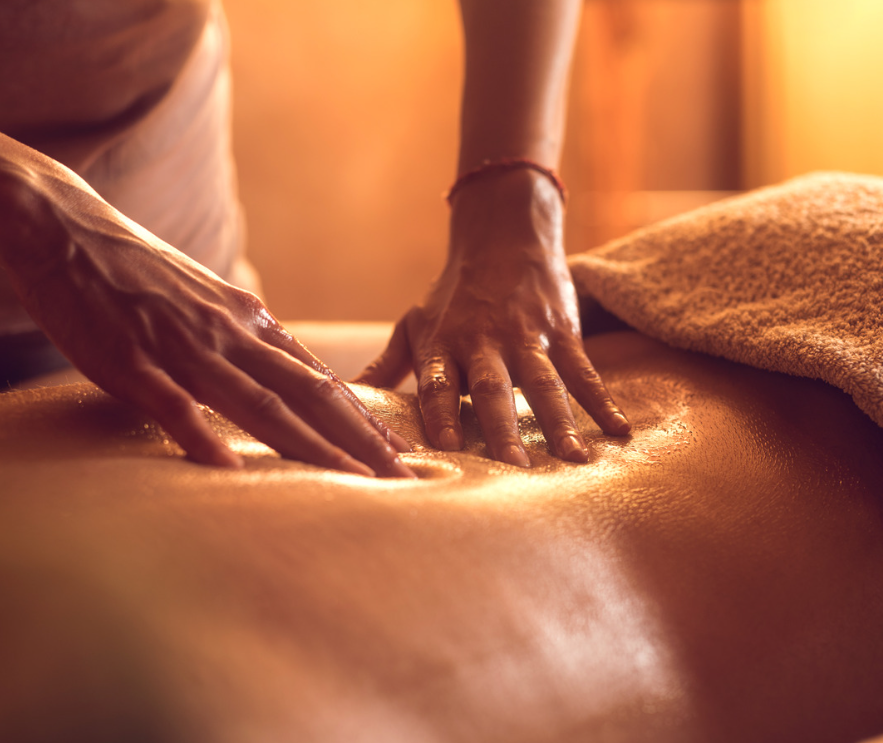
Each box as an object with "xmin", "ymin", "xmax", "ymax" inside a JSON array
[{"xmin": 2, "ymin": 332, "xmax": 882, "ymax": 743}]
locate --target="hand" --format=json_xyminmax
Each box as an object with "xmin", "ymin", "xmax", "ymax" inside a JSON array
[
  {"xmin": 357, "ymin": 169, "xmax": 629, "ymax": 467},
  {"xmin": 0, "ymin": 153, "xmax": 415, "ymax": 477}
]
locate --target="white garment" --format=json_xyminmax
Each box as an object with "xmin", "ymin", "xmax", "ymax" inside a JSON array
[{"xmin": 0, "ymin": 0, "xmax": 257, "ymax": 337}]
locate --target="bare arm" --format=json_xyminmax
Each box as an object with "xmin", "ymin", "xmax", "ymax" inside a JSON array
[
  {"xmin": 456, "ymin": 0, "xmax": 579, "ymax": 170},
  {"xmin": 0, "ymin": 132, "xmax": 414, "ymax": 477},
  {"xmin": 359, "ymin": 0, "xmax": 629, "ymax": 467}
]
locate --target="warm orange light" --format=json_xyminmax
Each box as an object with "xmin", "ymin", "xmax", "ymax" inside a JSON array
[
  {"xmin": 225, "ymin": 0, "xmax": 462, "ymax": 322},
  {"xmin": 743, "ymin": 0, "xmax": 883, "ymax": 185}
]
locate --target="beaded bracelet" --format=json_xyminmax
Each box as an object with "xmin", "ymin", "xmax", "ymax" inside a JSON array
[{"xmin": 444, "ymin": 157, "xmax": 568, "ymax": 206}]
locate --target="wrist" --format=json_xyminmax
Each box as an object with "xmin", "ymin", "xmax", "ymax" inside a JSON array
[
  {"xmin": 446, "ymin": 157, "xmax": 567, "ymax": 208},
  {"xmin": 447, "ymin": 166, "xmax": 565, "ymax": 261}
]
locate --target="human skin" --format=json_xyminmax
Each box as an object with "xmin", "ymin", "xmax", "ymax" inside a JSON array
[
  {"xmin": 2, "ymin": 331, "xmax": 883, "ymax": 742},
  {"xmin": 358, "ymin": 0, "xmax": 631, "ymax": 467},
  {"xmin": 0, "ymin": 1, "xmax": 415, "ymax": 478},
  {"xmin": 0, "ymin": 137, "xmax": 414, "ymax": 478},
  {"xmin": 1, "ymin": 0, "xmax": 617, "ymax": 473}
]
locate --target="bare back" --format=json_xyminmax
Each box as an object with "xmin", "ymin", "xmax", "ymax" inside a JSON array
[{"xmin": 2, "ymin": 331, "xmax": 883, "ymax": 742}]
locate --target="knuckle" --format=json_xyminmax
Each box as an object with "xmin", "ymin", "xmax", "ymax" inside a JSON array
[
  {"xmin": 526, "ymin": 372, "xmax": 566, "ymax": 395},
  {"xmin": 418, "ymin": 371, "xmax": 452, "ymax": 397},
  {"xmin": 240, "ymin": 293, "xmax": 281, "ymax": 330},
  {"xmin": 418, "ymin": 387, "xmax": 458, "ymax": 423},
  {"xmin": 470, "ymin": 374, "xmax": 508, "ymax": 398},
  {"xmin": 249, "ymin": 388, "xmax": 289, "ymax": 419},
  {"xmin": 576, "ymin": 365, "xmax": 604, "ymax": 387},
  {"xmin": 309, "ymin": 373, "xmax": 344, "ymax": 402},
  {"xmin": 550, "ymin": 417, "xmax": 579, "ymax": 436},
  {"xmin": 235, "ymin": 286, "xmax": 265, "ymax": 310},
  {"xmin": 520, "ymin": 341, "xmax": 548, "ymax": 357},
  {"xmin": 488, "ymin": 418, "xmax": 521, "ymax": 442},
  {"xmin": 421, "ymin": 404, "xmax": 458, "ymax": 431}
]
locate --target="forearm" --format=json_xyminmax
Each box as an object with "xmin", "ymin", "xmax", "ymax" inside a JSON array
[
  {"xmin": 0, "ymin": 132, "xmax": 127, "ymax": 295},
  {"xmin": 0, "ymin": 133, "xmax": 64, "ymax": 287},
  {"xmin": 456, "ymin": 0, "xmax": 582, "ymax": 172},
  {"xmin": 0, "ymin": 131, "xmax": 179, "ymax": 290}
]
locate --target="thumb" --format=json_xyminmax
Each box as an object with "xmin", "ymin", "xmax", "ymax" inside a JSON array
[{"xmin": 352, "ymin": 319, "xmax": 412, "ymax": 388}]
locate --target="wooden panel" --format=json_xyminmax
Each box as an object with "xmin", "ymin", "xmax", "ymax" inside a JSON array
[
  {"xmin": 225, "ymin": 1, "xmax": 742, "ymax": 320},
  {"xmin": 563, "ymin": 0, "xmax": 742, "ymax": 250}
]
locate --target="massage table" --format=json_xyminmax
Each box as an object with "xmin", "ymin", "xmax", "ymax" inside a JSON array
[{"xmin": 2, "ymin": 174, "xmax": 883, "ymax": 742}]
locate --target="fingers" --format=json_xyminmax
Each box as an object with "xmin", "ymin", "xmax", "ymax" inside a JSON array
[
  {"xmin": 467, "ymin": 352, "xmax": 530, "ymax": 468},
  {"xmin": 160, "ymin": 358, "xmax": 379, "ymax": 476},
  {"xmin": 415, "ymin": 351, "xmax": 464, "ymax": 452},
  {"xmin": 112, "ymin": 367, "xmax": 245, "ymax": 469},
  {"xmin": 121, "ymin": 321, "xmax": 416, "ymax": 476},
  {"xmin": 455, "ymin": 337, "xmax": 628, "ymax": 467},
  {"xmin": 552, "ymin": 338, "xmax": 630, "ymax": 436},
  {"xmin": 258, "ymin": 322, "xmax": 411, "ymax": 454},
  {"xmin": 224, "ymin": 342, "xmax": 416, "ymax": 478},
  {"xmin": 119, "ymin": 340, "xmax": 416, "ymax": 477},
  {"xmin": 515, "ymin": 352, "xmax": 589, "ymax": 463},
  {"xmin": 353, "ymin": 319, "xmax": 412, "ymax": 389}
]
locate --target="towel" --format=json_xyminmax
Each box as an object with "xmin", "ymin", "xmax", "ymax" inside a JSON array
[{"xmin": 568, "ymin": 172, "xmax": 883, "ymax": 429}]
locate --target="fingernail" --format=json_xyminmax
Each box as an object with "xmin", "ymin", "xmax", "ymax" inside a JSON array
[
  {"xmin": 559, "ymin": 434, "xmax": 589, "ymax": 464},
  {"xmin": 438, "ymin": 427, "xmax": 461, "ymax": 452},
  {"xmin": 609, "ymin": 411, "xmax": 631, "ymax": 435},
  {"xmin": 501, "ymin": 445, "xmax": 531, "ymax": 469}
]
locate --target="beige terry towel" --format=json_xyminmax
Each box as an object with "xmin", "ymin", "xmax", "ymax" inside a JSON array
[{"xmin": 569, "ymin": 172, "xmax": 883, "ymax": 428}]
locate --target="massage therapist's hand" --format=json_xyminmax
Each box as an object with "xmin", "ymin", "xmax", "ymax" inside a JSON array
[
  {"xmin": 0, "ymin": 139, "xmax": 414, "ymax": 476},
  {"xmin": 357, "ymin": 169, "xmax": 629, "ymax": 467}
]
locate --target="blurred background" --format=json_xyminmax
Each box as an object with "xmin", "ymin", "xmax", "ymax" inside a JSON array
[{"xmin": 224, "ymin": 0, "xmax": 883, "ymax": 322}]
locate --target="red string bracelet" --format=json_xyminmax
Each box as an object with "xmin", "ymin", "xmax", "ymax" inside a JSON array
[{"xmin": 444, "ymin": 157, "xmax": 568, "ymax": 206}]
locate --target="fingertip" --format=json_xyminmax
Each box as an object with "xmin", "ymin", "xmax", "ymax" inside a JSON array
[
  {"xmin": 186, "ymin": 442, "xmax": 244, "ymax": 469},
  {"xmin": 557, "ymin": 434, "xmax": 589, "ymax": 464},
  {"xmin": 221, "ymin": 450, "xmax": 246, "ymax": 469},
  {"xmin": 341, "ymin": 457, "xmax": 377, "ymax": 478},
  {"xmin": 605, "ymin": 411, "xmax": 631, "ymax": 436},
  {"xmin": 500, "ymin": 444, "xmax": 531, "ymax": 469},
  {"xmin": 388, "ymin": 429, "xmax": 413, "ymax": 453},
  {"xmin": 175, "ymin": 419, "xmax": 244, "ymax": 469},
  {"xmin": 387, "ymin": 456, "xmax": 419, "ymax": 479},
  {"xmin": 437, "ymin": 426, "xmax": 463, "ymax": 452}
]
